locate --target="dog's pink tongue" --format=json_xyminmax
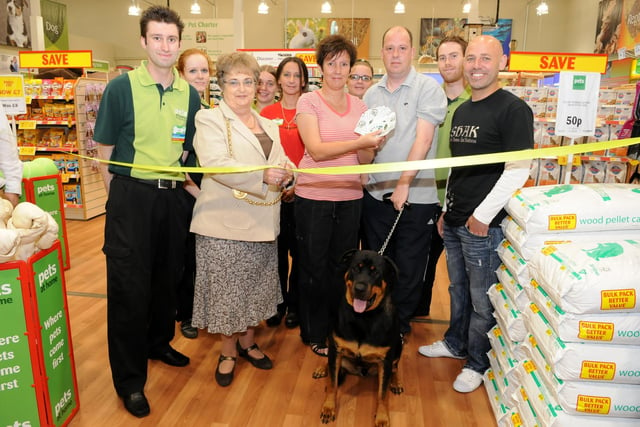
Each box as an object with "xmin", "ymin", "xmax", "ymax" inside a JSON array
[{"xmin": 353, "ymin": 298, "xmax": 367, "ymax": 313}]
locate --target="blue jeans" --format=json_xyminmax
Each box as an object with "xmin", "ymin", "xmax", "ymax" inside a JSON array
[
  {"xmin": 442, "ymin": 224, "xmax": 502, "ymax": 374},
  {"xmin": 295, "ymin": 196, "xmax": 361, "ymax": 344}
]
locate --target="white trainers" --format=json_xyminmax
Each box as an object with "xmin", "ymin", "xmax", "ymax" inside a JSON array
[
  {"xmin": 417, "ymin": 340, "xmax": 465, "ymax": 359},
  {"xmin": 453, "ymin": 368, "xmax": 483, "ymax": 393}
]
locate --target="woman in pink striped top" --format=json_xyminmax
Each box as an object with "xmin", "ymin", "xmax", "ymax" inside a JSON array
[{"xmin": 294, "ymin": 34, "xmax": 384, "ymax": 357}]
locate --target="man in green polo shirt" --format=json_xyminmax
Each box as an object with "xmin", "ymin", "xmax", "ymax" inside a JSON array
[
  {"xmin": 415, "ymin": 36, "xmax": 471, "ymax": 317},
  {"xmin": 94, "ymin": 5, "xmax": 200, "ymax": 418}
]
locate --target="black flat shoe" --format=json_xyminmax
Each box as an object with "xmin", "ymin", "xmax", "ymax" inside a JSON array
[
  {"xmin": 149, "ymin": 346, "xmax": 190, "ymax": 367},
  {"xmin": 122, "ymin": 391, "xmax": 150, "ymax": 418},
  {"xmin": 236, "ymin": 342, "xmax": 273, "ymax": 370},
  {"xmin": 180, "ymin": 319, "xmax": 198, "ymax": 339},
  {"xmin": 266, "ymin": 312, "xmax": 283, "ymax": 327},
  {"xmin": 284, "ymin": 312, "xmax": 299, "ymax": 329},
  {"xmin": 215, "ymin": 354, "xmax": 236, "ymax": 387}
]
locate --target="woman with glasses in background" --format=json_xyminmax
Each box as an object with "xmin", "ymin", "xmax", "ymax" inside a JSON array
[
  {"xmin": 254, "ymin": 64, "xmax": 278, "ymax": 112},
  {"xmin": 190, "ymin": 52, "xmax": 295, "ymax": 387},
  {"xmin": 346, "ymin": 59, "xmax": 374, "ymax": 99}
]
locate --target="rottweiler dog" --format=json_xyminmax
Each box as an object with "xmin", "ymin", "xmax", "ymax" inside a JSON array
[{"xmin": 313, "ymin": 249, "xmax": 403, "ymax": 427}]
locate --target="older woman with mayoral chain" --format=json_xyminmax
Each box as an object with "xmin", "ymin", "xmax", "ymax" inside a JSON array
[{"xmin": 190, "ymin": 52, "xmax": 294, "ymax": 387}]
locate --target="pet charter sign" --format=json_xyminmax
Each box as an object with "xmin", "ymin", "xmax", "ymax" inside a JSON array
[{"xmin": 181, "ymin": 19, "xmax": 234, "ymax": 60}]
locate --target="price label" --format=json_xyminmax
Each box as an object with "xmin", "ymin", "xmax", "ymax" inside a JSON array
[
  {"xmin": 555, "ymin": 72, "xmax": 600, "ymax": 138},
  {"xmin": 618, "ymin": 47, "xmax": 627, "ymax": 60},
  {"xmin": 0, "ymin": 74, "xmax": 27, "ymax": 115},
  {"xmin": 19, "ymin": 146, "xmax": 36, "ymax": 156},
  {"xmin": 18, "ymin": 120, "xmax": 37, "ymax": 129}
]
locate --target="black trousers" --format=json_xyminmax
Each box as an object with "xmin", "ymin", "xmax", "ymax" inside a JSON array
[
  {"xmin": 277, "ymin": 199, "xmax": 299, "ymax": 315},
  {"xmin": 103, "ymin": 176, "xmax": 191, "ymax": 396},
  {"xmin": 361, "ymin": 191, "xmax": 438, "ymax": 334},
  {"xmin": 295, "ymin": 196, "xmax": 361, "ymax": 344},
  {"xmin": 176, "ymin": 195, "xmax": 196, "ymax": 322},
  {"xmin": 414, "ymin": 206, "xmax": 443, "ymax": 316}
]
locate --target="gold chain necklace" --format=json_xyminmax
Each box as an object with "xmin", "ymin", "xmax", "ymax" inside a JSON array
[
  {"xmin": 225, "ymin": 117, "xmax": 282, "ymax": 206},
  {"xmin": 279, "ymin": 102, "xmax": 297, "ymax": 130}
]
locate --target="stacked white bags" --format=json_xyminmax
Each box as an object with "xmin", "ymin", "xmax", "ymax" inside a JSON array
[
  {"xmin": 0, "ymin": 200, "xmax": 59, "ymax": 262},
  {"xmin": 485, "ymin": 183, "xmax": 640, "ymax": 427}
]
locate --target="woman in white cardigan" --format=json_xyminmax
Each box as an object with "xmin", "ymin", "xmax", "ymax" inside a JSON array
[{"xmin": 190, "ymin": 52, "xmax": 294, "ymax": 387}]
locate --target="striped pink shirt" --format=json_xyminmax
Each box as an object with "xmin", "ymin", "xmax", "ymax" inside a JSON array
[{"xmin": 295, "ymin": 90, "xmax": 367, "ymax": 201}]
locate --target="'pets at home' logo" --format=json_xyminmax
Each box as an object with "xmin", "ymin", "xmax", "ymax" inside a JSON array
[{"xmin": 572, "ymin": 75, "xmax": 586, "ymax": 90}]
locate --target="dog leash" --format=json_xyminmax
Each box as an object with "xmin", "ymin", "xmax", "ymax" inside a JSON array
[{"xmin": 378, "ymin": 197, "xmax": 407, "ymax": 256}]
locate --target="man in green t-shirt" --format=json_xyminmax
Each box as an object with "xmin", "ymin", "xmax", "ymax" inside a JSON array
[
  {"xmin": 415, "ymin": 36, "xmax": 470, "ymax": 317},
  {"xmin": 94, "ymin": 5, "xmax": 200, "ymax": 418}
]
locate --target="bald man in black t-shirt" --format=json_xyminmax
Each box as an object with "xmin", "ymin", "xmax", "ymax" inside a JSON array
[{"xmin": 418, "ymin": 35, "xmax": 533, "ymax": 394}]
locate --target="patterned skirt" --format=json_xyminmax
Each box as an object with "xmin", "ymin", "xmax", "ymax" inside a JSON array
[{"xmin": 192, "ymin": 235, "xmax": 282, "ymax": 336}]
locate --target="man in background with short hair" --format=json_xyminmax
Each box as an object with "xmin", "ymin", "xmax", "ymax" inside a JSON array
[{"xmin": 414, "ymin": 35, "xmax": 470, "ymax": 317}]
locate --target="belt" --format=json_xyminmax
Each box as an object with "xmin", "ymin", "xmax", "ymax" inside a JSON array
[{"xmin": 116, "ymin": 175, "xmax": 181, "ymax": 189}]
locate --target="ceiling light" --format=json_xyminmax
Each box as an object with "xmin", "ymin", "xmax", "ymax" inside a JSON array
[
  {"xmin": 536, "ymin": 1, "xmax": 549, "ymax": 16},
  {"xmin": 128, "ymin": 0, "xmax": 141, "ymax": 16},
  {"xmin": 321, "ymin": 1, "xmax": 332, "ymax": 14},
  {"xmin": 190, "ymin": 0, "xmax": 201, "ymax": 14},
  {"xmin": 462, "ymin": 1, "xmax": 471, "ymax": 14},
  {"xmin": 394, "ymin": 1, "xmax": 405, "ymax": 14},
  {"xmin": 258, "ymin": 0, "xmax": 269, "ymax": 14}
]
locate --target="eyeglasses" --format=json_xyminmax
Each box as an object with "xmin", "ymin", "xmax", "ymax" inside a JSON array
[
  {"xmin": 348, "ymin": 74, "xmax": 372, "ymax": 82},
  {"xmin": 223, "ymin": 79, "xmax": 256, "ymax": 88}
]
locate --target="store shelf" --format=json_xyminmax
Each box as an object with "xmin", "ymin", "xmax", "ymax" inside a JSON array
[
  {"xmin": 18, "ymin": 146, "xmax": 77, "ymax": 154},
  {"xmin": 70, "ymin": 77, "xmax": 108, "ymax": 220},
  {"xmin": 30, "ymin": 95, "xmax": 74, "ymax": 101},
  {"xmin": 17, "ymin": 77, "xmax": 108, "ymax": 220},
  {"xmin": 19, "ymin": 119, "xmax": 76, "ymax": 127}
]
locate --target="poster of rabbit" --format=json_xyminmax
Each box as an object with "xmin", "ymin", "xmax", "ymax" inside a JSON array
[{"xmin": 285, "ymin": 18, "xmax": 370, "ymax": 58}]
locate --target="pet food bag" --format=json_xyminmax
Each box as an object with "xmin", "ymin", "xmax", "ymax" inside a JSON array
[
  {"xmin": 489, "ymin": 283, "xmax": 527, "ymax": 343},
  {"xmin": 483, "ymin": 369, "xmax": 513, "ymax": 427},
  {"xmin": 520, "ymin": 336, "xmax": 640, "ymax": 419},
  {"xmin": 518, "ymin": 359, "xmax": 640, "ymax": 423},
  {"xmin": 501, "ymin": 215, "xmax": 640, "ymax": 260},
  {"xmin": 495, "ymin": 264, "xmax": 529, "ymax": 312},
  {"xmin": 528, "ymin": 278, "xmax": 640, "ymax": 345},
  {"xmin": 523, "ymin": 303, "xmax": 640, "ymax": 385},
  {"xmin": 528, "ymin": 239, "xmax": 640, "ymax": 314},
  {"xmin": 496, "ymin": 240, "xmax": 531, "ymax": 291},
  {"xmin": 506, "ymin": 183, "xmax": 640, "ymax": 234},
  {"xmin": 515, "ymin": 386, "xmax": 541, "ymax": 427},
  {"xmin": 487, "ymin": 325, "xmax": 521, "ymax": 382},
  {"xmin": 487, "ymin": 348, "xmax": 519, "ymax": 408}
]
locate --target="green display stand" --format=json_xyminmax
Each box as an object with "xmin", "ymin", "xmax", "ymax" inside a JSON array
[
  {"xmin": 20, "ymin": 171, "xmax": 70, "ymax": 270},
  {"xmin": 0, "ymin": 242, "xmax": 79, "ymax": 426}
]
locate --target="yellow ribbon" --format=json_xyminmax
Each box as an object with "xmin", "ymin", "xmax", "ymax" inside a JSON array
[{"xmin": 75, "ymin": 137, "xmax": 640, "ymax": 175}]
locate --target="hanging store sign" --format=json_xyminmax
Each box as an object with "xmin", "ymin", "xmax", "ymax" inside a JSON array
[
  {"xmin": 238, "ymin": 49, "xmax": 317, "ymax": 69},
  {"xmin": 555, "ymin": 72, "xmax": 601, "ymax": 138},
  {"xmin": 18, "ymin": 50, "xmax": 93, "ymax": 69},
  {"xmin": 509, "ymin": 52, "xmax": 608, "ymax": 74}
]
